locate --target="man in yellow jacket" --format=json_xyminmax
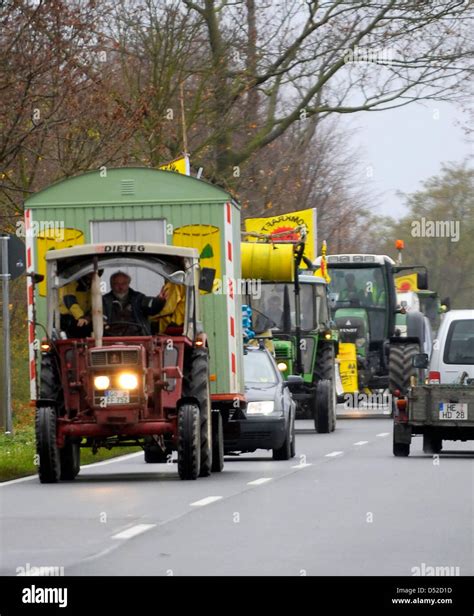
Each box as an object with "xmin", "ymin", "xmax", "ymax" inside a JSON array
[
  {"xmin": 59, "ymin": 273, "xmax": 94, "ymax": 337},
  {"xmin": 151, "ymin": 281, "xmax": 185, "ymax": 334}
]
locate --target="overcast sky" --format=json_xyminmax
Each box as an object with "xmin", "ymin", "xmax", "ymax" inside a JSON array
[{"xmin": 343, "ymin": 101, "xmax": 471, "ymax": 219}]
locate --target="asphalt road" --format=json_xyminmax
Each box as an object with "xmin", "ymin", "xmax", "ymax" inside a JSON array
[{"xmin": 1, "ymin": 416, "xmax": 473, "ymax": 577}]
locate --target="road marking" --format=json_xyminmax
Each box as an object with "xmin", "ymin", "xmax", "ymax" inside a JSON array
[
  {"xmin": 190, "ymin": 496, "xmax": 223, "ymax": 507},
  {"xmin": 376, "ymin": 432, "xmax": 390, "ymax": 437},
  {"xmin": 353, "ymin": 441, "xmax": 369, "ymax": 446},
  {"xmin": 112, "ymin": 524, "xmax": 155, "ymax": 540},
  {"xmin": 291, "ymin": 462, "xmax": 313, "ymax": 469},
  {"xmin": 247, "ymin": 477, "xmax": 272, "ymax": 486},
  {"xmin": 325, "ymin": 451, "xmax": 344, "ymax": 457}
]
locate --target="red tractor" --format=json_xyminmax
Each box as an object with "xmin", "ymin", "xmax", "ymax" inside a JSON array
[{"xmin": 35, "ymin": 242, "xmax": 222, "ymax": 482}]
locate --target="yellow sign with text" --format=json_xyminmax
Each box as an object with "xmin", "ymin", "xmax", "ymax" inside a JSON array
[
  {"xmin": 244, "ymin": 208, "xmax": 317, "ymax": 265},
  {"xmin": 159, "ymin": 154, "xmax": 190, "ymax": 176}
]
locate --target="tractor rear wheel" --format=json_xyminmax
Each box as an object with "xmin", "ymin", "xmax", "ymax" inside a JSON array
[
  {"xmin": 184, "ymin": 349, "xmax": 212, "ymax": 477},
  {"xmin": 389, "ymin": 343, "xmax": 419, "ymax": 395},
  {"xmin": 177, "ymin": 403, "xmax": 201, "ymax": 480},
  {"xmin": 211, "ymin": 411, "xmax": 224, "ymax": 472},
  {"xmin": 313, "ymin": 379, "xmax": 336, "ymax": 433},
  {"xmin": 35, "ymin": 406, "xmax": 61, "ymax": 483},
  {"xmin": 60, "ymin": 438, "xmax": 81, "ymax": 480}
]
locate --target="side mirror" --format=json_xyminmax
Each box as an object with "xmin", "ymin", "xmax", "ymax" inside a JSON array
[
  {"xmin": 199, "ymin": 267, "xmax": 216, "ymax": 293},
  {"xmin": 284, "ymin": 375, "xmax": 304, "ymax": 390},
  {"xmin": 28, "ymin": 272, "xmax": 44, "ymax": 284},
  {"xmin": 417, "ymin": 271, "xmax": 428, "ymax": 290},
  {"xmin": 412, "ymin": 353, "xmax": 429, "ymax": 369}
]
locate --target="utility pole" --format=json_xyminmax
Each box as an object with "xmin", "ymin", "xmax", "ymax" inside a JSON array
[{"xmin": 0, "ymin": 235, "xmax": 12, "ymax": 433}]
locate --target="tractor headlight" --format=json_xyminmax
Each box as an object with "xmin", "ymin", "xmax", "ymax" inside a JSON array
[
  {"xmin": 247, "ymin": 401, "xmax": 274, "ymax": 415},
  {"xmin": 277, "ymin": 362, "xmax": 287, "ymax": 372},
  {"xmin": 118, "ymin": 372, "xmax": 139, "ymax": 390},
  {"xmin": 94, "ymin": 376, "xmax": 110, "ymax": 390},
  {"xmin": 355, "ymin": 338, "xmax": 366, "ymax": 348}
]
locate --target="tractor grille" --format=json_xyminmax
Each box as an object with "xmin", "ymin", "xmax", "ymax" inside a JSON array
[
  {"xmin": 274, "ymin": 347, "xmax": 290, "ymax": 360},
  {"xmin": 90, "ymin": 349, "xmax": 140, "ymax": 367}
]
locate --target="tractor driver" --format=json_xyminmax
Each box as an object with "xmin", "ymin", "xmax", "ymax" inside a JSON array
[
  {"xmin": 339, "ymin": 273, "xmax": 362, "ymax": 303},
  {"xmin": 103, "ymin": 271, "xmax": 168, "ymax": 336}
]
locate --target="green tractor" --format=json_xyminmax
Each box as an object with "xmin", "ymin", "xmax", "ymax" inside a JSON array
[
  {"xmin": 243, "ymin": 239, "xmax": 338, "ymax": 432},
  {"xmin": 313, "ymin": 254, "xmax": 430, "ymax": 404}
]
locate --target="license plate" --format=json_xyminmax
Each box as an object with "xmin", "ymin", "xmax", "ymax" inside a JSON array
[
  {"xmin": 439, "ymin": 402, "xmax": 468, "ymax": 420},
  {"xmin": 105, "ymin": 390, "xmax": 130, "ymax": 404}
]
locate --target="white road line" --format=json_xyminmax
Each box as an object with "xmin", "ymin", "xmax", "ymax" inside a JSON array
[
  {"xmin": 291, "ymin": 462, "xmax": 313, "ymax": 469},
  {"xmin": 112, "ymin": 524, "xmax": 156, "ymax": 540},
  {"xmin": 353, "ymin": 441, "xmax": 369, "ymax": 446},
  {"xmin": 190, "ymin": 496, "xmax": 223, "ymax": 507},
  {"xmin": 247, "ymin": 477, "xmax": 272, "ymax": 486},
  {"xmin": 325, "ymin": 451, "xmax": 344, "ymax": 457},
  {"xmin": 0, "ymin": 451, "xmax": 144, "ymax": 487},
  {"xmin": 376, "ymin": 432, "xmax": 390, "ymax": 437}
]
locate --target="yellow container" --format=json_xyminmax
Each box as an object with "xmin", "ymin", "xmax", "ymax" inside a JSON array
[
  {"xmin": 337, "ymin": 342, "xmax": 359, "ymax": 393},
  {"xmin": 241, "ymin": 242, "xmax": 294, "ymax": 281}
]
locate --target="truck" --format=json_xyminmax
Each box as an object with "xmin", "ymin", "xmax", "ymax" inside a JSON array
[
  {"xmin": 241, "ymin": 234, "xmax": 339, "ymax": 432},
  {"xmin": 393, "ymin": 309, "xmax": 474, "ymax": 456},
  {"xmin": 24, "ymin": 167, "xmax": 247, "ymax": 481}
]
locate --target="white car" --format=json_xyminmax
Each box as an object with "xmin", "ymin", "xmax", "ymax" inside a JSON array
[{"xmin": 429, "ymin": 310, "xmax": 474, "ymax": 384}]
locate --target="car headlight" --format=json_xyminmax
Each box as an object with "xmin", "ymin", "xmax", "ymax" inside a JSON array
[
  {"xmin": 355, "ymin": 337, "xmax": 366, "ymax": 348},
  {"xmin": 277, "ymin": 362, "xmax": 287, "ymax": 372},
  {"xmin": 247, "ymin": 400, "xmax": 275, "ymax": 415},
  {"xmin": 117, "ymin": 372, "xmax": 139, "ymax": 390},
  {"xmin": 94, "ymin": 375, "xmax": 110, "ymax": 390}
]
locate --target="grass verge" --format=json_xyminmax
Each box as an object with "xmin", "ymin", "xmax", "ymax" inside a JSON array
[{"xmin": 0, "ymin": 404, "xmax": 141, "ymax": 482}]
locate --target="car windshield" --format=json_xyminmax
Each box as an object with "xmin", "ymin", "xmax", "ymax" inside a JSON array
[
  {"xmin": 244, "ymin": 351, "xmax": 278, "ymax": 385},
  {"xmin": 443, "ymin": 319, "xmax": 474, "ymax": 365},
  {"xmin": 250, "ymin": 281, "xmax": 327, "ymax": 333}
]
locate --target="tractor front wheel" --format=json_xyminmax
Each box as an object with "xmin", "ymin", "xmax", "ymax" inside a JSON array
[
  {"xmin": 35, "ymin": 406, "xmax": 61, "ymax": 483},
  {"xmin": 313, "ymin": 379, "xmax": 336, "ymax": 433},
  {"xmin": 177, "ymin": 404, "xmax": 201, "ymax": 480}
]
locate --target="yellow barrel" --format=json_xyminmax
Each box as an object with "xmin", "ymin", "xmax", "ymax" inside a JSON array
[
  {"xmin": 241, "ymin": 242, "xmax": 294, "ymax": 281},
  {"xmin": 337, "ymin": 342, "xmax": 359, "ymax": 394}
]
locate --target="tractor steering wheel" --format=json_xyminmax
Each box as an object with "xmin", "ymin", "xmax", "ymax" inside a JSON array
[{"xmin": 104, "ymin": 321, "xmax": 147, "ymax": 336}]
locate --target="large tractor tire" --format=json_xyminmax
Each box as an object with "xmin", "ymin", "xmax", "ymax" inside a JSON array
[
  {"xmin": 393, "ymin": 435, "xmax": 410, "ymax": 457},
  {"xmin": 313, "ymin": 379, "xmax": 336, "ymax": 433},
  {"xmin": 313, "ymin": 344, "xmax": 337, "ymax": 432},
  {"xmin": 389, "ymin": 343, "xmax": 419, "ymax": 395},
  {"xmin": 177, "ymin": 403, "xmax": 201, "ymax": 480},
  {"xmin": 35, "ymin": 406, "xmax": 61, "ymax": 483},
  {"xmin": 184, "ymin": 349, "xmax": 212, "ymax": 477},
  {"xmin": 60, "ymin": 438, "xmax": 81, "ymax": 480},
  {"xmin": 211, "ymin": 411, "xmax": 224, "ymax": 473},
  {"xmin": 40, "ymin": 354, "xmax": 62, "ymax": 404}
]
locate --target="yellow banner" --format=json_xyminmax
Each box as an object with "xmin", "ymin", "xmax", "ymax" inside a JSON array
[
  {"xmin": 244, "ymin": 208, "xmax": 317, "ymax": 265},
  {"xmin": 159, "ymin": 154, "xmax": 190, "ymax": 175},
  {"xmin": 395, "ymin": 273, "xmax": 419, "ymax": 292},
  {"xmin": 37, "ymin": 228, "xmax": 85, "ymax": 296}
]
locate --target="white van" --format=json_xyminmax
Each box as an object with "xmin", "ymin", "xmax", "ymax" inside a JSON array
[{"xmin": 429, "ymin": 310, "xmax": 474, "ymax": 384}]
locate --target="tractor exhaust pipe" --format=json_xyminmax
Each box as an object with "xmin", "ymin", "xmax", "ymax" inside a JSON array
[{"xmin": 91, "ymin": 258, "xmax": 103, "ymax": 348}]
